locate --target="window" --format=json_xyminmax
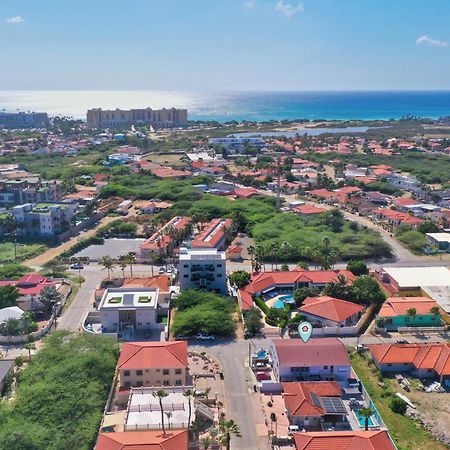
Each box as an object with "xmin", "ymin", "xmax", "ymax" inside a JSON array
[
  {"xmin": 124, "ymin": 381, "xmax": 131, "ymax": 388},
  {"xmin": 323, "ymin": 366, "xmax": 328, "ymax": 370},
  {"xmin": 163, "ymin": 369, "xmax": 169, "ymax": 375},
  {"xmin": 217, "ymin": 274, "xmax": 222, "ymax": 278},
  {"xmin": 217, "ymin": 264, "xmax": 222, "ymax": 268},
  {"xmin": 156, "ymin": 369, "xmax": 160, "ymax": 372},
  {"xmin": 136, "ymin": 381, "xmax": 143, "ymax": 386},
  {"xmin": 136, "ymin": 370, "xmax": 143, "ymax": 376},
  {"xmin": 163, "ymin": 380, "xmax": 170, "ymax": 386},
  {"xmin": 124, "ymin": 370, "xmax": 130, "ymax": 376},
  {"xmin": 175, "ymin": 379, "xmax": 182, "ymax": 386},
  {"xmin": 138, "ymin": 322, "xmax": 142, "ymax": 326},
  {"xmin": 175, "ymin": 369, "xmax": 182, "ymax": 375},
  {"xmin": 183, "ymin": 274, "xmax": 188, "ymax": 278},
  {"xmin": 387, "ymin": 363, "xmax": 392, "ymax": 367},
  {"xmin": 183, "ymin": 264, "xmax": 188, "ymax": 268}
]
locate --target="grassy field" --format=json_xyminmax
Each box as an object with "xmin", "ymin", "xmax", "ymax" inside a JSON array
[
  {"xmin": 350, "ymin": 352, "xmax": 448, "ymax": 450},
  {"xmin": 0, "ymin": 241, "xmax": 50, "ymax": 264}
]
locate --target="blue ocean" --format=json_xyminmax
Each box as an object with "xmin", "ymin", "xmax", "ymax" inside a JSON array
[{"xmin": 0, "ymin": 90, "xmax": 449, "ymax": 121}]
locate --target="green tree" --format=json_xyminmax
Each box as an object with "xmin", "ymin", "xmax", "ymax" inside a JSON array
[
  {"xmin": 183, "ymin": 389, "xmax": 195, "ymax": 428},
  {"xmin": 118, "ymin": 255, "xmax": 128, "ymax": 278},
  {"xmin": 229, "ymin": 271, "xmax": 251, "ymax": 289},
  {"xmin": 231, "ymin": 209, "xmax": 247, "ymax": 233},
  {"xmin": 293, "ymin": 287, "xmax": 320, "ymax": 308},
  {"xmin": 417, "ymin": 221, "xmax": 441, "ymax": 234},
  {"xmin": 407, "ymin": 308, "xmax": 417, "ymax": 318},
  {"xmin": 42, "ymin": 259, "xmax": 67, "ymax": 278},
  {"xmin": 323, "ymin": 274, "xmax": 350, "ymax": 300},
  {"xmin": 244, "ymin": 307, "xmax": 263, "ymax": 336},
  {"xmin": 430, "ymin": 306, "xmax": 441, "ymax": 317},
  {"xmin": 0, "ymin": 285, "xmax": 20, "ymax": 309},
  {"xmin": 0, "ymin": 317, "xmax": 22, "ymax": 336},
  {"xmin": 390, "ymin": 397, "xmax": 407, "ymax": 415},
  {"xmin": 24, "ymin": 341, "xmax": 36, "ymax": 362},
  {"xmin": 152, "ymin": 389, "xmax": 169, "ymax": 436},
  {"xmin": 346, "ymin": 260, "xmax": 369, "ymax": 276},
  {"xmin": 350, "ymin": 275, "xmax": 386, "ymax": 306},
  {"xmin": 39, "ymin": 285, "xmax": 62, "ymax": 313}
]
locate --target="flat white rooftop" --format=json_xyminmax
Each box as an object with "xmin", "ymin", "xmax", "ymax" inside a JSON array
[
  {"xmin": 426, "ymin": 233, "xmax": 450, "ymax": 244},
  {"xmin": 384, "ymin": 266, "xmax": 450, "ymax": 288},
  {"xmin": 179, "ymin": 247, "xmax": 225, "ymax": 261},
  {"xmin": 98, "ymin": 288, "xmax": 158, "ymax": 309}
]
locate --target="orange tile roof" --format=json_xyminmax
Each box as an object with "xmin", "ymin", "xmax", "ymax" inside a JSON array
[
  {"xmin": 233, "ymin": 187, "xmax": 260, "ymax": 198},
  {"xmin": 379, "ymin": 296, "xmax": 440, "ymax": 317},
  {"xmin": 393, "ymin": 197, "xmax": 420, "ymax": 207},
  {"xmin": 96, "ymin": 430, "xmax": 188, "ymax": 450},
  {"xmin": 300, "ymin": 296, "xmax": 365, "ymax": 323},
  {"xmin": 243, "ymin": 270, "xmax": 355, "ymax": 295},
  {"xmin": 309, "ymin": 189, "xmax": 335, "ymax": 199},
  {"xmin": 238, "ymin": 289, "xmax": 254, "ymax": 311},
  {"xmin": 293, "ymin": 430, "xmax": 396, "ymax": 450},
  {"xmin": 294, "ymin": 205, "xmax": 327, "ymax": 215},
  {"xmin": 191, "ymin": 218, "xmax": 233, "ymax": 248},
  {"xmin": 283, "ymin": 381, "xmax": 342, "ymax": 417},
  {"xmin": 140, "ymin": 216, "xmax": 191, "ymax": 251},
  {"xmin": 369, "ymin": 343, "xmax": 450, "ymax": 376},
  {"xmin": 374, "ymin": 208, "xmax": 424, "ymax": 224},
  {"xmin": 123, "ymin": 275, "xmax": 170, "ymax": 293},
  {"xmin": 118, "ymin": 341, "xmax": 188, "ymax": 370}
]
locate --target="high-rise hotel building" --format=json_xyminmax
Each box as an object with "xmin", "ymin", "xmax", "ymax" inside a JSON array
[{"xmin": 86, "ymin": 107, "xmax": 188, "ymax": 128}]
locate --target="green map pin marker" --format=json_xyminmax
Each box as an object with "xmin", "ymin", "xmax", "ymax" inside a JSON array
[{"xmin": 298, "ymin": 321, "xmax": 313, "ymax": 343}]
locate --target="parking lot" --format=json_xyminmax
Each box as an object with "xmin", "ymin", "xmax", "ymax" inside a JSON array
[{"xmin": 73, "ymin": 238, "xmax": 144, "ymax": 260}]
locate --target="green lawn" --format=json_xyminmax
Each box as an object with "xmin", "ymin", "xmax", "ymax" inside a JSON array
[
  {"xmin": 0, "ymin": 242, "xmax": 49, "ymax": 264},
  {"xmin": 350, "ymin": 352, "xmax": 448, "ymax": 450}
]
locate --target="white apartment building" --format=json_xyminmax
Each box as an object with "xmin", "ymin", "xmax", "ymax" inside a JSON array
[{"xmin": 178, "ymin": 247, "xmax": 227, "ymax": 295}]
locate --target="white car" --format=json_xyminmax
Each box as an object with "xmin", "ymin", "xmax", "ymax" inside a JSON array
[
  {"xmin": 196, "ymin": 333, "xmax": 215, "ymax": 340},
  {"xmin": 158, "ymin": 267, "xmax": 165, "ymax": 274}
]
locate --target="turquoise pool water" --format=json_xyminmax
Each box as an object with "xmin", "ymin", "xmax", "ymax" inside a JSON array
[
  {"xmin": 279, "ymin": 294, "xmax": 294, "ymax": 303},
  {"xmin": 256, "ymin": 350, "xmax": 268, "ymax": 359},
  {"xmin": 274, "ymin": 300, "xmax": 285, "ymax": 308},
  {"xmin": 354, "ymin": 410, "xmax": 375, "ymax": 427}
]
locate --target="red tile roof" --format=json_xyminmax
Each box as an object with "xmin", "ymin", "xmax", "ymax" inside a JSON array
[
  {"xmin": 294, "ymin": 205, "xmax": 327, "ymax": 215},
  {"xmin": 118, "ymin": 341, "xmax": 188, "ymax": 370},
  {"xmin": 293, "ymin": 431, "xmax": 396, "ymax": 450},
  {"xmin": 96, "ymin": 430, "xmax": 188, "ymax": 450},
  {"xmin": 283, "ymin": 381, "xmax": 342, "ymax": 416},
  {"xmin": 309, "ymin": 189, "xmax": 336, "ymax": 199},
  {"xmin": 369, "ymin": 343, "xmax": 450, "ymax": 376},
  {"xmin": 242, "ymin": 270, "xmax": 355, "ymax": 296},
  {"xmin": 374, "ymin": 208, "xmax": 424, "ymax": 225},
  {"xmin": 300, "ymin": 296, "xmax": 365, "ymax": 323},
  {"xmin": 233, "ymin": 187, "xmax": 260, "ymax": 198},
  {"xmin": 140, "ymin": 216, "xmax": 191, "ymax": 251},
  {"xmin": 379, "ymin": 296, "xmax": 441, "ymax": 317},
  {"xmin": 123, "ymin": 275, "xmax": 170, "ymax": 293},
  {"xmin": 272, "ymin": 338, "xmax": 350, "ymax": 368},
  {"xmin": 191, "ymin": 218, "xmax": 233, "ymax": 248},
  {"xmin": 238, "ymin": 289, "xmax": 254, "ymax": 311},
  {"xmin": 392, "ymin": 197, "xmax": 420, "ymax": 207},
  {"xmin": 0, "ymin": 273, "xmax": 57, "ymax": 296}
]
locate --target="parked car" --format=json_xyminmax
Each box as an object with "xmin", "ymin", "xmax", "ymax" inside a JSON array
[
  {"xmin": 175, "ymin": 335, "xmax": 190, "ymax": 340},
  {"xmin": 256, "ymin": 371, "xmax": 271, "ymax": 381},
  {"xmin": 196, "ymin": 333, "xmax": 215, "ymax": 340},
  {"xmin": 288, "ymin": 425, "xmax": 300, "ymax": 434},
  {"xmin": 396, "ymin": 339, "xmax": 409, "ymax": 344},
  {"xmin": 158, "ymin": 267, "xmax": 165, "ymax": 274},
  {"xmin": 70, "ymin": 263, "xmax": 84, "ymax": 270},
  {"xmin": 254, "ymin": 362, "xmax": 270, "ymax": 370}
]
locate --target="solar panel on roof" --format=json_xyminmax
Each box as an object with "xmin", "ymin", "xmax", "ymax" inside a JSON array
[
  {"xmin": 310, "ymin": 392, "xmax": 322, "ymax": 408},
  {"xmin": 320, "ymin": 397, "xmax": 347, "ymax": 414}
]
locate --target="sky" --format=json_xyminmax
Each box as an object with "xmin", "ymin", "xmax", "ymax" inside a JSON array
[{"xmin": 1, "ymin": 0, "xmax": 450, "ymax": 91}]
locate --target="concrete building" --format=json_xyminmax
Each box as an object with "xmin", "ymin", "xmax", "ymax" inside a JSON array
[
  {"xmin": 385, "ymin": 174, "xmax": 424, "ymax": 194},
  {"xmin": 209, "ymin": 136, "xmax": 264, "ymax": 153},
  {"xmin": 11, "ymin": 202, "xmax": 78, "ymax": 237},
  {"xmin": 269, "ymin": 338, "xmax": 351, "ymax": 383},
  {"xmin": 191, "ymin": 218, "xmax": 233, "ymax": 250},
  {"xmin": 426, "ymin": 232, "xmax": 450, "ymax": 251},
  {"xmin": 178, "ymin": 247, "xmax": 227, "ymax": 294},
  {"xmin": 87, "ymin": 107, "xmax": 188, "ymax": 128},
  {"xmin": 97, "ymin": 287, "xmax": 169, "ymax": 336},
  {"xmin": 0, "ymin": 111, "xmax": 49, "ymax": 129},
  {"xmin": 0, "ymin": 179, "xmax": 62, "ymax": 206},
  {"xmin": 117, "ymin": 341, "xmax": 188, "ymax": 390}
]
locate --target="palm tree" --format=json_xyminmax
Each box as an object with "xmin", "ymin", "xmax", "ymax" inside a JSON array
[
  {"xmin": 201, "ymin": 437, "xmax": 213, "ymax": 450},
  {"xmin": 255, "ymin": 245, "xmax": 266, "ymax": 271},
  {"xmin": 407, "ymin": 308, "xmax": 417, "ymax": 319},
  {"xmin": 359, "ymin": 407, "xmax": 374, "ymax": 431},
  {"xmin": 219, "ymin": 419, "xmax": 241, "ymax": 450},
  {"xmin": 183, "ymin": 388, "xmax": 195, "ymax": 428},
  {"xmin": 149, "ymin": 250, "xmax": 156, "ymax": 277},
  {"xmin": 430, "ymin": 306, "xmax": 440, "ymax": 317},
  {"xmin": 24, "ymin": 341, "xmax": 36, "ymax": 362},
  {"xmin": 100, "ymin": 256, "xmax": 115, "ymax": 280},
  {"xmin": 125, "ymin": 252, "xmax": 136, "ymax": 277},
  {"xmin": 280, "ymin": 240, "xmax": 291, "ymax": 266},
  {"xmin": 247, "ymin": 245, "xmax": 255, "ymax": 272},
  {"xmin": 165, "ymin": 411, "xmax": 173, "ymax": 429},
  {"xmin": 270, "ymin": 243, "xmax": 279, "ymax": 271},
  {"xmin": 118, "ymin": 255, "xmax": 128, "ymax": 278},
  {"xmin": 152, "ymin": 389, "xmax": 169, "ymax": 436}
]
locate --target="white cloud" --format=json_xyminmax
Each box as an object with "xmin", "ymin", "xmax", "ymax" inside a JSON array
[
  {"xmin": 6, "ymin": 15, "xmax": 25, "ymax": 24},
  {"xmin": 416, "ymin": 35, "xmax": 448, "ymax": 48},
  {"xmin": 244, "ymin": 0, "xmax": 256, "ymax": 9},
  {"xmin": 274, "ymin": 0, "xmax": 304, "ymax": 18}
]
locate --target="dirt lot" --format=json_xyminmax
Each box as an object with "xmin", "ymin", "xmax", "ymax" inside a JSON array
[
  {"xmin": 142, "ymin": 153, "xmax": 186, "ymax": 167},
  {"xmin": 392, "ymin": 378, "xmax": 450, "ymax": 446}
]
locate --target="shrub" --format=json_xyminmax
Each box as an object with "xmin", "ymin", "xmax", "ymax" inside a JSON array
[
  {"xmin": 389, "ymin": 396, "xmax": 407, "ymax": 415},
  {"xmin": 254, "ymin": 297, "xmax": 269, "ymax": 315}
]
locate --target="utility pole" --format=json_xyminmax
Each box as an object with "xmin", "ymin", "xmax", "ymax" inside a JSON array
[{"xmin": 275, "ymin": 157, "xmax": 281, "ymax": 210}]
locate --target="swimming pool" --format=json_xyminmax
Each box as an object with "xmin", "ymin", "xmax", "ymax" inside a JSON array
[
  {"xmin": 279, "ymin": 294, "xmax": 294, "ymax": 303},
  {"xmin": 353, "ymin": 409, "xmax": 376, "ymax": 428},
  {"xmin": 255, "ymin": 349, "xmax": 268, "ymax": 359},
  {"xmin": 273, "ymin": 300, "xmax": 286, "ymax": 309}
]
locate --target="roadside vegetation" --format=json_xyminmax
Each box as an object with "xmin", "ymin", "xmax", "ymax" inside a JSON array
[
  {"xmin": 0, "ymin": 331, "xmax": 118, "ymax": 450},
  {"xmin": 0, "ymin": 241, "xmax": 50, "ymax": 264},
  {"xmin": 172, "ymin": 290, "xmax": 236, "ymax": 337},
  {"xmin": 350, "ymin": 351, "xmax": 448, "ymax": 450}
]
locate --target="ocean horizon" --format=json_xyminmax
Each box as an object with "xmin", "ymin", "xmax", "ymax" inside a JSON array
[{"xmin": 1, "ymin": 90, "xmax": 450, "ymax": 122}]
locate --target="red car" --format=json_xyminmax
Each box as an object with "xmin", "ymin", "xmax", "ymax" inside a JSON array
[{"xmin": 256, "ymin": 371, "xmax": 271, "ymax": 381}]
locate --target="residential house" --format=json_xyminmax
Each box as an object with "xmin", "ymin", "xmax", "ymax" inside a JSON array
[
  {"xmin": 426, "ymin": 232, "xmax": 450, "ymax": 251},
  {"xmin": 378, "ymin": 297, "xmax": 443, "ymax": 331},
  {"xmin": 293, "ymin": 431, "xmax": 396, "ymax": 450},
  {"xmin": 369, "ymin": 343, "xmax": 450, "ymax": 386},
  {"xmin": 294, "ymin": 204, "xmax": 327, "ymax": 216},
  {"xmin": 373, "ymin": 208, "xmax": 424, "ymax": 228},
  {"xmin": 117, "ymin": 341, "xmax": 188, "ymax": 390},
  {"xmin": 283, "ymin": 381, "xmax": 348, "ymax": 431},
  {"xmin": 269, "ymin": 338, "xmax": 351, "ymax": 383},
  {"xmin": 299, "ymin": 296, "xmax": 365, "ymax": 328},
  {"xmin": 226, "ymin": 244, "xmax": 243, "ymax": 261},
  {"xmin": 178, "ymin": 247, "xmax": 227, "ymax": 294},
  {"xmin": 96, "ymin": 430, "xmax": 188, "ymax": 450}
]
